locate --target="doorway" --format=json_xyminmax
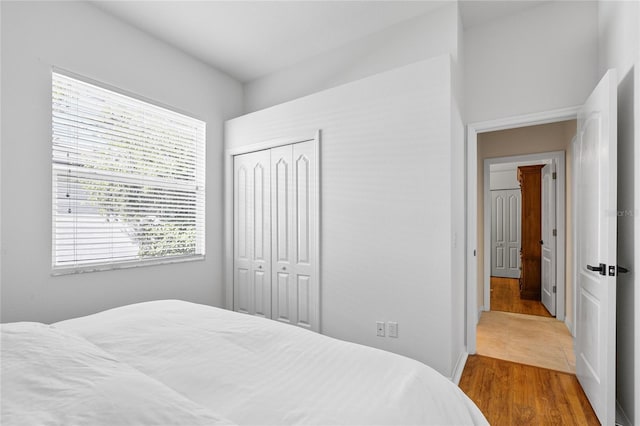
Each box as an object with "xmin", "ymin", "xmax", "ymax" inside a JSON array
[
  {"xmin": 473, "ymin": 121, "xmax": 576, "ymax": 373},
  {"xmin": 487, "ymin": 155, "xmax": 561, "ymax": 318}
]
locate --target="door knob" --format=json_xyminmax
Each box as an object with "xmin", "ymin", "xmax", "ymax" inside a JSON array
[
  {"xmin": 587, "ymin": 263, "xmax": 606, "ymax": 276},
  {"xmin": 540, "ymin": 240, "xmax": 544, "ymax": 245},
  {"xmin": 258, "ymin": 265, "xmax": 262, "ymax": 269},
  {"xmin": 282, "ymin": 266, "xmax": 287, "ymax": 271}
]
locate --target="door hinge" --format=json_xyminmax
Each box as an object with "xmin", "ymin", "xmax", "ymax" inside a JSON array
[
  {"xmin": 553, "ymin": 286, "xmax": 557, "ymax": 293},
  {"xmin": 552, "ymin": 172, "xmax": 557, "ymax": 180},
  {"xmin": 552, "ymin": 229, "xmax": 557, "ymax": 236}
]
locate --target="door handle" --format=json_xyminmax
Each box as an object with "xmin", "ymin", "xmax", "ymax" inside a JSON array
[
  {"xmin": 617, "ymin": 266, "xmax": 629, "ymax": 274},
  {"xmin": 587, "ymin": 263, "xmax": 606, "ymax": 276},
  {"xmin": 540, "ymin": 240, "xmax": 544, "ymax": 245}
]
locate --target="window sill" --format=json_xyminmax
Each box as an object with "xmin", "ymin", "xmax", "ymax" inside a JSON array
[{"xmin": 51, "ymin": 254, "xmax": 205, "ymax": 276}]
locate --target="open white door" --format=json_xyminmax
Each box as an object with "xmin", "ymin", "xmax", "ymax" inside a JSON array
[
  {"xmin": 575, "ymin": 69, "xmax": 617, "ymax": 426},
  {"xmin": 541, "ymin": 163, "xmax": 556, "ymax": 315}
]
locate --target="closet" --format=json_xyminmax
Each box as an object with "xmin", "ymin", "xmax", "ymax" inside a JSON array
[{"xmin": 233, "ymin": 140, "xmax": 319, "ymax": 331}]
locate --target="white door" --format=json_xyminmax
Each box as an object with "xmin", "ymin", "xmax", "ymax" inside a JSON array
[
  {"xmin": 491, "ymin": 189, "xmax": 521, "ymax": 278},
  {"xmin": 271, "ymin": 141, "xmax": 318, "ymax": 331},
  {"xmin": 233, "ymin": 149, "xmax": 271, "ymax": 318},
  {"xmin": 541, "ymin": 163, "xmax": 557, "ymax": 315},
  {"xmin": 575, "ymin": 69, "xmax": 617, "ymax": 426}
]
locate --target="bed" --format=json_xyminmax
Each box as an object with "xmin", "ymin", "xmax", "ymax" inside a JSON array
[{"xmin": 2, "ymin": 300, "xmax": 488, "ymax": 425}]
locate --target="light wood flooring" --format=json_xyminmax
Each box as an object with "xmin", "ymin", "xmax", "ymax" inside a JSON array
[
  {"xmin": 490, "ymin": 276, "xmax": 552, "ymax": 317},
  {"xmin": 477, "ymin": 310, "xmax": 575, "ymax": 373},
  {"xmin": 459, "ymin": 355, "xmax": 599, "ymax": 426}
]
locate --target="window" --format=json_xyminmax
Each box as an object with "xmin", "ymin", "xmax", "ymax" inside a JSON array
[{"xmin": 52, "ymin": 71, "xmax": 206, "ymax": 273}]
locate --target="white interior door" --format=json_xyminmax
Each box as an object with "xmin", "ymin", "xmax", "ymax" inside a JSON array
[
  {"xmin": 575, "ymin": 69, "xmax": 617, "ymax": 426},
  {"xmin": 491, "ymin": 189, "xmax": 521, "ymax": 278},
  {"xmin": 233, "ymin": 149, "xmax": 271, "ymax": 317},
  {"xmin": 271, "ymin": 141, "xmax": 318, "ymax": 331},
  {"xmin": 541, "ymin": 163, "xmax": 557, "ymax": 315}
]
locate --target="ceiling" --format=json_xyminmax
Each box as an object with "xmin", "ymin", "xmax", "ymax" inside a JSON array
[{"xmin": 92, "ymin": 1, "xmax": 548, "ymax": 83}]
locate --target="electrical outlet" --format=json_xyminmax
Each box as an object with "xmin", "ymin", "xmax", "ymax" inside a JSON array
[
  {"xmin": 388, "ymin": 321, "xmax": 398, "ymax": 338},
  {"xmin": 376, "ymin": 321, "xmax": 385, "ymax": 337}
]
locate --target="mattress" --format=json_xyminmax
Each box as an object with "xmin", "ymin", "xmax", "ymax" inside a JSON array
[{"xmin": 53, "ymin": 300, "xmax": 488, "ymax": 425}]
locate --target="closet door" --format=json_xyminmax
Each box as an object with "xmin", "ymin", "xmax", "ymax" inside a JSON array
[
  {"xmin": 490, "ymin": 189, "xmax": 521, "ymax": 279},
  {"xmin": 271, "ymin": 141, "xmax": 318, "ymax": 331},
  {"xmin": 233, "ymin": 149, "xmax": 271, "ymax": 317}
]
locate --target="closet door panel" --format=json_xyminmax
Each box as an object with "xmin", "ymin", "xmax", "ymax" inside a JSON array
[
  {"xmin": 252, "ymin": 154, "xmax": 271, "ymax": 318},
  {"xmin": 234, "ymin": 158, "xmax": 251, "ymax": 314},
  {"xmin": 275, "ymin": 271, "xmax": 291, "ymax": 323},
  {"xmin": 296, "ymin": 275, "xmax": 311, "ymax": 327},
  {"xmin": 271, "ymin": 145, "xmax": 295, "ymax": 324},
  {"xmin": 292, "ymin": 141, "xmax": 318, "ymax": 330},
  {"xmin": 234, "ymin": 149, "xmax": 271, "ymax": 316},
  {"xmin": 235, "ymin": 268, "xmax": 250, "ymax": 314}
]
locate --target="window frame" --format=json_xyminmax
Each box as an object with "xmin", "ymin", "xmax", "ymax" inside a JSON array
[{"xmin": 51, "ymin": 68, "xmax": 206, "ymax": 275}]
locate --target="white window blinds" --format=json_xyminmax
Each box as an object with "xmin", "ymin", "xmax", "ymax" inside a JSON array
[{"xmin": 52, "ymin": 71, "xmax": 206, "ymax": 273}]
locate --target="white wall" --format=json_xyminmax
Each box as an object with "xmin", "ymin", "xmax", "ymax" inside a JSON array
[
  {"xmin": 226, "ymin": 56, "xmax": 463, "ymax": 377},
  {"xmin": 0, "ymin": 1, "xmax": 243, "ymax": 323},
  {"xmin": 598, "ymin": 1, "xmax": 640, "ymax": 423},
  {"xmin": 243, "ymin": 3, "xmax": 459, "ymax": 113},
  {"xmin": 465, "ymin": 1, "xmax": 598, "ymax": 123}
]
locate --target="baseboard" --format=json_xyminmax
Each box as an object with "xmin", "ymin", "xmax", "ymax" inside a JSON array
[
  {"xmin": 564, "ymin": 317, "xmax": 575, "ymax": 337},
  {"xmin": 451, "ymin": 351, "xmax": 468, "ymax": 385},
  {"xmin": 615, "ymin": 400, "xmax": 632, "ymax": 426}
]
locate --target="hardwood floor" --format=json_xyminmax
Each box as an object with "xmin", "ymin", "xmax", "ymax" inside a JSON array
[
  {"xmin": 490, "ymin": 276, "xmax": 552, "ymax": 317},
  {"xmin": 459, "ymin": 355, "xmax": 599, "ymax": 426}
]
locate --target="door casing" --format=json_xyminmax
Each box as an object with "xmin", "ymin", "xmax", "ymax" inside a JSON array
[{"xmin": 466, "ymin": 107, "xmax": 578, "ymax": 354}]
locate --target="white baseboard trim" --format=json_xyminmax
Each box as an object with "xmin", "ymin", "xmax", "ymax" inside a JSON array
[
  {"xmin": 616, "ymin": 400, "xmax": 632, "ymax": 426},
  {"xmin": 564, "ymin": 317, "xmax": 575, "ymax": 337},
  {"xmin": 451, "ymin": 351, "xmax": 469, "ymax": 385}
]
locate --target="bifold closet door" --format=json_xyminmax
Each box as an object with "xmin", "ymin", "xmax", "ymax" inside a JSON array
[
  {"xmin": 271, "ymin": 141, "xmax": 318, "ymax": 331},
  {"xmin": 233, "ymin": 149, "xmax": 271, "ymax": 318}
]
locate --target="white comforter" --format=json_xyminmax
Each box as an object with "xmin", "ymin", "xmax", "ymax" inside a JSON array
[
  {"xmin": 1, "ymin": 322, "xmax": 232, "ymax": 426},
  {"xmin": 54, "ymin": 300, "xmax": 488, "ymax": 426}
]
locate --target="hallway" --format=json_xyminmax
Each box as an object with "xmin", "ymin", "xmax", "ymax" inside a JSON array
[
  {"xmin": 490, "ymin": 277, "xmax": 552, "ymax": 317},
  {"xmin": 477, "ymin": 277, "xmax": 575, "ymax": 373},
  {"xmin": 476, "ymin": 310, "xmax": 575, "ymax": 373}
]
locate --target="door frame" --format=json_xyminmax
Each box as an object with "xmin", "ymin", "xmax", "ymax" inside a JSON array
[
  {"xmin": 224, "ymin": 131, "xmax": 321, "ymax": 315},
  {"xmin": 466, "ymin": 107, "xmax": 579, "ymax": 354},
  {"xmin": 483, "ymin": 151, "xmax": 565, "ymax": 318}
]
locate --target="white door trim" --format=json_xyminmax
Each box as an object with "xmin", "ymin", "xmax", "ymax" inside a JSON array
[
  {"xmin": 483, "ymin": 151, "xmax": 565, "ymax": 318},
  {"xmin": 224, "ymin": 131, "xmax": 321, "ymax": 316},
  {"xmin": 466, "ymin": 106, "xmax": 579, "ymax": 354}
]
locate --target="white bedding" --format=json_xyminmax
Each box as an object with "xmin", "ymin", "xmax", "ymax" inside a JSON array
[
  {"xmin": 1, "ymin": 322, "xmax": 232, "ymax": 426},
  {"xmin": 55, "ymin": 300, "xmax": 488, "ymax": 426}
]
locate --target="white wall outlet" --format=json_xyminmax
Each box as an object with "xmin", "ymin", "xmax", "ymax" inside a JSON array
[
  {"xmin": 388, "ymin": 321, "xmax": 398, "ymax": 338},
  {"xmin": 376, "ymin": 321, "xmax": 385, "ymax": 337}
]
